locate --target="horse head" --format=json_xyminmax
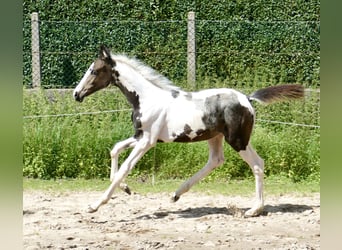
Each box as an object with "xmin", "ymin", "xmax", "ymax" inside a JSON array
[{"xmin": 73, "ymin": 45, "xmax": 116, "ymax": 102}]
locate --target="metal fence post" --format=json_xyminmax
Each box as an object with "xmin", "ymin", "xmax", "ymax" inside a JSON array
[
  {"xmin": 31, "ymin": 12, "xmax": 41, "ymax": 88},
  {"xmin": 187, "ymin": 11, "xmax": 196, "ymax": 88}
]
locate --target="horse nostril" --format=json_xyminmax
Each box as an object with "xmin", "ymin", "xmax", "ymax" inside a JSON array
[{"xmin": 73, "ymin": 91, "xmax": 83, "ymax": 102}]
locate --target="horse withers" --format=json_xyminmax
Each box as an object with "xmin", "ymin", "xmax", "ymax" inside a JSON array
[{"xmin": 73, "ymin": 45, "xmax": 304, "ymax": 217}]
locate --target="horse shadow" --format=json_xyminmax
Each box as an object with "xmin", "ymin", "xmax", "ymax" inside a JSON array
[{"xmin": 135, "ymin": 203, "xmax": 318, "ymax": 220}]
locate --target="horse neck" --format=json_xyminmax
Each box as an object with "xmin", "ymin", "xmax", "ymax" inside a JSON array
[{"xmin": 114, "ymin": 61, "xmax": 169, "ymax": 108}]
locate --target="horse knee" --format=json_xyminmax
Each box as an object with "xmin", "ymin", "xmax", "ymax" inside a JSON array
[
  {"xmin": 253, "ymin": 167, "xmax": 264, "ymax": 179},
  {"xmin": 110, "ymin": 149, "xmax": 115, "ymax": 158},
  {"xmin": 253, "ymin": 158, "xmax": 264, "ymax": 175},
  {"xmin": 209, "ymin": 151, "xmax": 224, "ymax": 169},
  {"xmin": 111, "ymin": 143, "xmax": 124, "ymax": 158},
  {"xmin": 110, "ymin": 148, "xmax": 118, "ymax": 159},
  {"xmin": 215, "ymin": 155, "xmax": 225, "ymax": 167}
]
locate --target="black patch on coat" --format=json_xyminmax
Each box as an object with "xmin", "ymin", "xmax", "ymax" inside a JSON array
[
  {"xmin": 173, "ymin": 129, "xmax": 219, "ymax": 143},
  {"xmin": 132, "ymin": 110, "xmax": 143, "ymax": 139},
  {"xmin": 201, "ymin": 93, "xmax": 254, "ymax": 151},
  {"xmin": 195, "ymin": 129, "xmax": 205, "ymax": 136},
  {"xmin": 173, "ymin": 124, "xmax": 219, "ymax": 143},
  {"xmin": 171, "ymin": 89, "xmax": 180, "ymax": 98},
  {"xmin": 183, "ymin": 124, "xmax": 192, "ymax": 135},
  {"xmin": 112, "ymin": 69, "xmax": 120, "ymax": 84},
  {"xmin": 173, "ymin": 124, "xmax": 192, "ymax": 142},
  {"xmin": 223, "ymin": 104, "xmax": 254, "ymax": 152},
  {"xmin": 115, "ymin": 80, "xmax": 143, "ymax": 139}
]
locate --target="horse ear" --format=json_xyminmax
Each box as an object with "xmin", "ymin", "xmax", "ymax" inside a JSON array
[
  {"xmin": 99, "ymin": 45, "xmax": 115, "ymax": 67},
  {"xmin": 99, "ymin": 45, "xmax": 110, "ymax": 59}
]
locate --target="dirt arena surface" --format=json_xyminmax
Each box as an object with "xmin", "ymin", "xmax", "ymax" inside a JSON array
[{"xmin": 23, "ymin": 190, "xmax": 320, "ymax": 249}]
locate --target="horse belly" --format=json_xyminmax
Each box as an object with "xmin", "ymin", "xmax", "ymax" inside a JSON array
[
  {"xmin": 158, "ymin": 103, "xmax": 213, "ymax": 142},
  {"xmin": 172, "ymin": 129, "xmax": 219, "ymax": 143}
]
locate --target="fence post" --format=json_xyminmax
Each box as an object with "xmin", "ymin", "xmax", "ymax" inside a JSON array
[
  {"xmin": 31, "ymin": 12, "xmax": 41, "ymax": 88},
  {"xmin": 187, "ymin": 11, "xmax": 196, "ymax": 88}
]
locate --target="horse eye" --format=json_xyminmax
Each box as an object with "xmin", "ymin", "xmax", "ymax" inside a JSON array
[{"xmin": 90, "ymin": 69, "xmax": 98, "ymax": 76}]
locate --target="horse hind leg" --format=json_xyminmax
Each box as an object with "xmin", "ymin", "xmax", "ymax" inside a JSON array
[
  {"xmin": 238, "ymin": 142, "xmax": 265, "ymax": 217},
  {"xmin": 172, "ymin": 134, "xmax": 225, "ymax": 202}
]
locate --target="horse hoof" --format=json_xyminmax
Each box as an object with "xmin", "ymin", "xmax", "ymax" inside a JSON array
[
  {"xmin": 244, "ymin": 207, "xmax": 263, "ymax": 217},
  {"xmin": 87, "ymin": 205, "xmax": 98, "ymax": 213},
  {"xmin": 171, "ymin": 193, "xmax": 180, "ymax": 203},
  {"xmin": 122, "ymin": 185, "xmax": 132, "ymax": 195}
]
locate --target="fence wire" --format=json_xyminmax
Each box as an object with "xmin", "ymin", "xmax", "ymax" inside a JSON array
[
  {"xmin": 23, "ymin": 109, "xmax": 320, "ymax": 129},
  {"xmin": 23, "ymin": 88, "xmax": 320, "ymax": 130},
  {"xmin": 23, "ymin": 108, "xmax": 131, "ymax": 119}
]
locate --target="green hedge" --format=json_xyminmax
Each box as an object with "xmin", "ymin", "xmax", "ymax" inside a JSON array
[{"xmin": 23, "ymin": 0, "xmax": 320, "ymax": 88}]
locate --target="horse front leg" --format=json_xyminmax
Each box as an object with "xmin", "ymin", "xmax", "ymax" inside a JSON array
[
  {"xmin": 110, "ymin": 137, "xmax": 137, "ymax": 195},
  {"xmin": 238, "ymin": 143, "xmax": 265, "ymax": 217},
  {"xmin": 88, "ymin": 138, "xmax": 153, "ymax": 213}
]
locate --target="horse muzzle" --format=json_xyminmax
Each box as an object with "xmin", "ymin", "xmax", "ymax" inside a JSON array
[{"xmin": 73, "ymin": 91, "xmax": 84, "ymax": 102}]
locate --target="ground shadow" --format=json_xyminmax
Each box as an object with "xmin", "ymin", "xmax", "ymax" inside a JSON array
[
  {"xmin": 135, "ymin": 206, "xmax": 231, "ymax": 220},
  {"xmin": 135, "ymin": 203, "xmax": 318, "ymax": 220},
  {"xmin": 169, "ymin": 206, "xmax": 232, "ymax": 218},
  {"xmin": 262, "ymin": 203, "xmax": 319, "ymax": 215}
]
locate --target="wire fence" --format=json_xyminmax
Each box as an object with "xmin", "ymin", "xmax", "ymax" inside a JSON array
[
  {"xmin": 23, "ymin": 88, "xmax": 320, "ymax": 130},
  {"xmin": 23, "ymin": 110, "xmax": 320, "ymax": 129}
]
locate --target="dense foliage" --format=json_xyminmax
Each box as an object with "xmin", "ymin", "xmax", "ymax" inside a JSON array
[{"xmin": 23, "ymin": 0, "xmax": 320, "ymax": 88}]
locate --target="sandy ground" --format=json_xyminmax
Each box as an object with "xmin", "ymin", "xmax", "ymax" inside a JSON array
[{"xmin": 23, "ymin": 190, "xmax": 320, "ymax": 249}]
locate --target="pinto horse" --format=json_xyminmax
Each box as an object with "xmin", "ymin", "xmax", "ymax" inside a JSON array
[{"xmin": 73, "ymin": 45, "xmax": 304, "ymax": 216}]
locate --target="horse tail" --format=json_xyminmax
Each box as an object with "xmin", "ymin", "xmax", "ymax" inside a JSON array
[{"xmin": 248, "ymin": 84, "xmax": 304, "ymax": 104}]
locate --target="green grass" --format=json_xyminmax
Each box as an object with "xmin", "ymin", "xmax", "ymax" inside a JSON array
[
  {"xmin": 23, "ymin": 175, "xmax": 319, "ymax": 196},
  {"xmin": 23, "ymin": 88, "xmax": 320, "ymax": 182}
]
